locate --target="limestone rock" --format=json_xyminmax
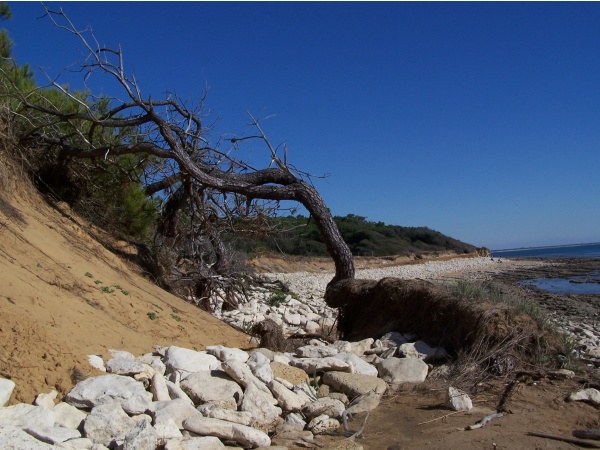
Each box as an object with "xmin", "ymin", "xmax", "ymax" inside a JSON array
[
  {"xmin": 240, "ymin": 381, "xmax": 282, "ymax": 432},
  {"xmin": 0, "ymin": 426, "xmax": 55, "ymax": 449},
  {"xmin": 34, "ymin": 390, "xmax": 58, "ymax": 409},
  {"xmin": 221, "ymin": 360, "xmax": 270, "ymax": 395},
  {"xmin": 120, "ymin": 418, "xmax": 157, "ymax": 450},
  {"xmin": 268, "ymin": 379, "xmax": 307, "ymax": 412},
  {"xmin": 165, "ymin": 380, "xmax": 194, "ymax": 405},
  {"xmin": 83, "ymin": 402, "xmax": 135, "ymax": 447},
  {"xmin": 65, "ymin": 374, "xmax": 152, "ymax": 415},
  {"xmin": 151, "ymin": 373, "xmax": 171, "ymax": 402},
  {"xmin": 87, "ymin": 355, "xmax": 106, "ymax": 372},
  {"xmin": 53, "ymin": 402, "xmax": 87, "ymax": 430},
  {"xmin": 290, "ymin": 357, "xmax": 352, "ymax": 374},
  {"xmin": 322, "ymin": 371, "xmax": 387, "ymax": 397},
  {"xmin": 332, "ymin": 353, "xmax": 379, "ymax": 377},
  {"xmin": 206, "ymin": 345, "xmax": 249, "ymax": 363},
  {"xmin": 445, "ymin": 386, "xmax": 472, "ymax": 411},
  {"xmin": 296, "ymin": 345, "xmax": 338, "ymax": 358},
  {"xmin": 270, "ymin": 362, "xmax": 308, "ymax": 386},
  {"xmin": 183, "ymin": 416, "xmax": 271, "ymax": 448},
  {"xmin": 567, "ymin": 388, "xmax": 600, "ymax": 406},
  {"xmin": 23, "ymin": 425, "xmax": 81, "ymax": 444},
  {"xmin": 0, "ymin": 377, "xmax": 15, "ymax": 408},
  {"xmin": 398, "ymin": 341, "xmax": 448, "ymax": 361},
  {"xmin": 164, "ymin": 347, "xmax": 220, "ymax": 374},
  {"xmin": 106, "ymin": 358, "xmax": 146, "ymax": 375},
  {"xmin": 349, "ymin": 338, "xmax": 374, "ymax": 356},
  {"xmin": 149, "ymin": 398, "xmax": 202, "ymax": 429},
  {"xmin": 308, "ymin": 414, "xmax": 340, "ymax": 434},
  {"xmin": 198, "ymin": 405, "xmax": 254, "ymax": 426},
  {"xmin": 377, "ymin": 357, "xmax": 428, "ymax": 384},
  {"xmin": 180, "ymin": 371, "xmax": 243, "ymax": 410},
  {"xmin": 164, "ymin": 436, "xmax": 226, "ymax": 449},
  {"xmin": 303, "ymin": 397, "xmax": 345, "ymax": 419},
  {"xmin": 0, "ymin": 404, "xmax": 55, "ymax": 429}
]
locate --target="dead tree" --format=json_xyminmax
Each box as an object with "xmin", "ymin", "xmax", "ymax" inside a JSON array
[{"xmin": 5, "ymin": 7, "xmax": 355, "ymax": 289}]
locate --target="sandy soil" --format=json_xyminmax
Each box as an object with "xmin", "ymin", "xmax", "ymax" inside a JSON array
[{"xmin": 1, "ymin": 169, "xmax": 599, "ymax": 449}]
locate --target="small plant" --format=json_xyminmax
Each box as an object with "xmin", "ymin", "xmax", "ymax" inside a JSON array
[
  {"xmin": 94, "ymin": 280, "xmax": 103, "ymax": 285},
  {"xmin": 171, "ymin": 314, "xmax": 182, "ymax": 322},
  {"xmin": 121, "ymin": 290, "xmax": 129, "ymax": 296},
  {"xmin": 113, "ymin": 284, "xmax": 122, "ymax": 290},
  {"xmin": 101, "ymin": 286, "xmax": 114, "ymax": 294},
  {"xmin": 152, "ymin": 303, "xmax": 164, "ymax": 311},
  {"xmin": 268, "ymin": 291, "xmax": 289, "ymax": 307},
  {"xmin": 84, "ymin": 272, "xmax": 93, "ymax": 278},
  {"xmin": 171, "ymin": 307, "xmax": 180, "ymax": 314},
  {"xmin": 147, "ymin": 312, "xmax": 157, "ymax": 320}
]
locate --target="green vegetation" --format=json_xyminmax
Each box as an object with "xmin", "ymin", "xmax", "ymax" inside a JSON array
[{"xmin": 233, "ymin": 214, "xmax": 477, "ymax": 257}]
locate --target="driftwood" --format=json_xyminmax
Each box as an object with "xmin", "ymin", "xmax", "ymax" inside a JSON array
[
  {"xmin": 466, "ymin": 412, "xmax": 503, "ymax": 430},
  {"xmin": 527, "ymin": 431, "xmax": 600, "ymax": 448},
  {"xmin": 574, "ymin": 430, "xmax": 600, "ymax": 441}
]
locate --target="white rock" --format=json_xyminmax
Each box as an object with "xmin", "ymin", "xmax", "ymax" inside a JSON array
[
  {"xmin": 164, "ymin": 347, "xmax": 220, "ymax": 374},
  {"xmin": 240, "ymin": 381, "xmax": 282, "ymax": 432},
  {"xmin": 379, "ymin": 332, "xmax": 409, "ymax": 347},
  {"xmin": 304, "ymin": 321, "xmax": 320, "ymax": 334},
  {"xmin": 0, "ymin": 404, "xmax": 55, "ymax": 429},
  {"xmin": 0, "ymin": 377, "xmax": 15, "ymax": 408},
  {"xmin": 65, "ymin": 374, "xmax": 152, "ymax": 415},
  {"xmin": 398, "ymin": 341, "xmax": 448, "ymax": 361},
  {"xmin": 164, "ymin": 436, "xmax": 226, "ymax": 449},
  {"xmin": 268, "ymin": 379, "xmax": 307, "ymax": 412},
  {"xmin": 34, "ymin": 390, "xmax": 58, "ymax": 409},
  {"xmin": 332, "ymin": 353, "xmax": 379, "ymax": 377},
  {"xmin": 0, "ymin": 425, "xmax": 55, "ymax": 449},
  {"xmin": 151, "ymin": 373, "xmax": 171, "ymax": 402},
  {"xmin": 108, "ymin": 349, "xmax": 136, "ymax": 360},
  {"xmin": 53, "ymin": 402, "xmax": 87, "ymax": 430},
  {"xmin": 290, "ymin": 357, "xmax": 352, "ymax": 374},
  {"xmin": 308, "ymin": 414, "xmax": 340, "ymax": 434},
  {"xmin": 332, "ymin": 341, "xmax": 353, "ymax": 353},
  {"xmin": 87, "ymin": 355, "xmax": 106, "ymax": 372},
  {"xmin": 321, "ymin": 371, "xmax": 387, "ymax": 397},
  {"xmin": 198, "ymin": 405, "xmax": 254, "ymax": 426},
  {"xmin": 303, "ymin": 397, "xmax": 345, "ymax": 419},
  {"xmin": 83, "ymin": 402, "xmax": 135, "ymax": 447},
  {"xmin": 350, "ymin": 338, "xmax": 374, "ymax": 356},
  {"xmin": 165, "ymin": 380, "xmax": 194, "ymax": 405},
  {"xmin": 568, "ymin": 388, "xmax": 600, "ymax": 406},
  {"xmin": 377, "ymin": 357, "xmax": 429, "ymax": 384},
  {"xmin": 445, "ymin": 386, "xmax": 473, "ymax": 411},
  {"xmin": 183, "ymin": 416, "xmax": 271, "ymax": 448},
  {"xmin": 56, "ymin": 437, "xmax": 94, "ymax": 449},
  {"xmin": 120, "ymin": 417, "xmax": 157, "ymax": 450},
  {"xmin": 284, "ymin": 412, "xmax": 307, "ymax": 430},
  {"xmin": 154, "ymin": 417, "xmax": 183, "ymax": 440},
  {"xmin": 283, "ymin": 313, "xmax": 303, "ymax": 326},
  {"xmin": 149, "ymin": 398, "xmax": 201, "ymax": 429},
  {"xmin": 295, "ymin": 345, "xmax": 338, "ymax": 358},
  {"xmin": 23, "ymin": 426, "xmax": 81, "ymax": 444},
  {"xmin": 180, "ymin": 371, "xmax": 243, "ymax": 410},
  {"xmin": 273, "ymin": 354, "xmax": 291, "ymax": 365},
  {"xmin": 205, "ymin": 345, "xmax": 249, "ymax": 363},
  {"xmin": 221, "ymin": 360, "xmax": 271, "ymax": 395},
  {"xmin": 106, "ymin": 358, "xmax": 146, "ymax": 375}
]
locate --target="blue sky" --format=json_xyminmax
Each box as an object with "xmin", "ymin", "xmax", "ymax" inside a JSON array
[{"xmin": 6, "ymin": 2, "xmax": 600, "ymax": 250}]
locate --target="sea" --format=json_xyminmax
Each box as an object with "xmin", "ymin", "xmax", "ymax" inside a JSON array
[
  {"xmin": 491, "ymin": 242, "xmax": 600, "ymax": 259},
  {"xmin": 491, "ymin": 242, "xmax": 600, "ymax": 295}
]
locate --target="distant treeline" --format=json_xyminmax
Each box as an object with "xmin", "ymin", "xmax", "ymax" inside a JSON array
[{"xmin": 233, "ymin": 214, "xmax": 477, "ymax": 257}]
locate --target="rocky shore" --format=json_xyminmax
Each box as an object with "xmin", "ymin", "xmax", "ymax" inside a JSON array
[{"xmin": 1, "ymin": 256, "xmax": 599, "ymax": 449}]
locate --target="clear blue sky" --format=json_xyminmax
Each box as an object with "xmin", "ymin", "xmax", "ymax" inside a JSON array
[{"xmin": 6, "ymin": 2, "xmax": 600, "ymax": 250}]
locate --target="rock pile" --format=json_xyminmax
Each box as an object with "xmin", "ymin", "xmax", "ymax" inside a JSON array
[{"xmin": 0, "ymin": 330, "xmax": 451, "ymax": 449}]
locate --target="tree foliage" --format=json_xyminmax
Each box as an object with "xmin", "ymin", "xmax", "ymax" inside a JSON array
[{"xmin": 235, "ymin": 214, "xmax": 477, "ymax": 257}]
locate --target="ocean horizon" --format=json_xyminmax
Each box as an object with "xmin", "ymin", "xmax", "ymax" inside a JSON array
[{"xmin": 491, "ymin": 242, "xmax": 600, "ymax": 259}]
